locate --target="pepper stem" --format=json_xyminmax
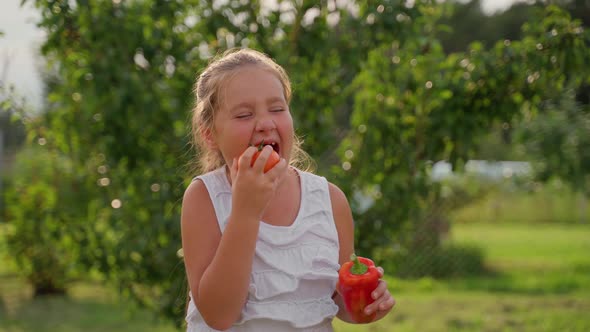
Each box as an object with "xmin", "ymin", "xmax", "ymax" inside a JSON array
[{"xmin": 350, "ymin": 254, "xmax": 368, "ymax": 275}]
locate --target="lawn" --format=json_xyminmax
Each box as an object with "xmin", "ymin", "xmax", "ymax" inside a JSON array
[
  {"xmin": 1, "ymin": 221, "xmax": 589, "ymax": 331},
  {"xmin": 0, "ymin": 281, "xmax": 176, "ymax": 332},
  {"xmin": 333, "ymin": 222, "xmax": 590, "ymax": 332}
]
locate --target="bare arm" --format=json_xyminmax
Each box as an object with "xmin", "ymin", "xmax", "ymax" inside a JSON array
[
  {"xmin": 181, "ymin": 179, "xmax": 258, "ymax": 330},
  {"xmin": 181, "ymin": 146, "xmax": 287, "ymax": 330},
  {"xmin": 328, "ymin": 183, "xmax": 396, "ymax": 324},
  {"xmin": 327, "ymin": 182, "xmax": 357, "ymax": 323}
]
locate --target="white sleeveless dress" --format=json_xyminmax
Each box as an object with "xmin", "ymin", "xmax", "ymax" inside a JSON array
[{"xmin": 185, "ymin": 167, "xmax": 341, "ymax": 331}]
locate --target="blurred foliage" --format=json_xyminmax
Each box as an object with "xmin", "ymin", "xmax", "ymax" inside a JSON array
[
  {"xmin": 452, "ymin": 177, "xmax": 590, "ymax": 225},
  {"xmin": 334, "ymin": 4, "xmax": 589, "ymax": 266},
  {"xmin": 3, "ymin": 146, "xmax": 81, "ymax": 295},
  {"xmin": 0, "ymin": 84, "xmax": 26, "ymax": 154},
  {"xmin": 0, "ymin": 110, "xmax": 26, "ymax": 153},
  {"xmin": 3, "ymin": 0, "xmax": 588, "ymax": 325},
  {"xmin": 394, "ymin": 243, "xmax": 486, "ymax": 278},
  {"xmin": 438, "ymin": 0, "xmax": 539, "ymax": 53},
  {"xmin": 517, "ymin": 87, "xmax": 590, "ymax": 196},
  {"xmin": 439, "ymin": 0, "xmax": 590, "ymax": 53}
]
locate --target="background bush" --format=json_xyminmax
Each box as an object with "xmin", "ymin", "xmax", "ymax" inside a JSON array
[{"xmin": 1, "ymin": 0, "xmax": 588, "ymax": 327}]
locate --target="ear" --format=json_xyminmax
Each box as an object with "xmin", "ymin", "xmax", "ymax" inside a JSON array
[{"xmin": 201, "ymin": 128, "xmax": 218, "ymax": 149}]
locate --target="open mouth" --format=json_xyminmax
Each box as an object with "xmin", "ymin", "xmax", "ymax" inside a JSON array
[{"xmin": 253, "ymin": 140, "xmax": 280, "ymax": 155}]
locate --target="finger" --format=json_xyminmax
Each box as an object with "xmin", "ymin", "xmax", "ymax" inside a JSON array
[
  {"xmin": 371, "ymin": 280, "xmax": 388, "ymax": 300},
  {"xmin": 229, "ymin": 158, "xmax": 238, "ymax": 183},
  {"xmin": 365, "ymin": 281, "xmax": 388, "ymax": 314},
  {"xmin": 252, "ymin": 145, "xmax": 273, "ymax": 171},
  {"xmin": 377, "ymin": 266, "xmax": 384, "ymax": 277},
  {"xmin": 377, "ymin": 293, "xmax": 396, "ymax": 312},
  {"xmin": 372, "ymin": 296, "xmax": 396, "ymax": 321},
  {"xmin": 238, "ymin": 146, "xmax": 257, "ymax": 169},
  {"xmin": 265, "ymin": 157, "xmax": 288, "ymax": 179},
  {"xmin": 366, "ymin": 289, "xmax": 392, "ymax": 315}
]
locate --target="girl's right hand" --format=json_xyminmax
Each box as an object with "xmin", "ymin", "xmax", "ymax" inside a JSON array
[{"xmin": 229, "ymin": 145, "xmax": 288, "ymax": 220}]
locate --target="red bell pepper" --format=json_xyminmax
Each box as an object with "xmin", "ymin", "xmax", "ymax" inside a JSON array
[{"xmin": 337, "ymin": 254, "xmax": 380, "ymax": 323}]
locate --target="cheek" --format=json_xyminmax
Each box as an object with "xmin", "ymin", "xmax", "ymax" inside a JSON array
[
  {"xmin": 280, "ymin": 113, "xmax": 294, "ymax": 134},
  {"xmin": 216, "ymin": 120, "xmax": 245, "ymax": 140},
  {"xmin": 221, "ymin": 125, "xmax": 251, "ymax": 155},
  {"xmin": 229, "ymin": 124, "xmax": 253, "ymax": 143},
  {"xmin": 286, "ymin": 113, "xmax": 295, "ymax": 134},
  {"xmin": 280, "ymin": 118, "xmax": 295, "ymax": 156}
]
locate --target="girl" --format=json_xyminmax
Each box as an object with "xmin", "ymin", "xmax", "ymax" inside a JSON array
[{"xmin": 181, "ymin": 48, "xmax": 395, "ymax": 331}]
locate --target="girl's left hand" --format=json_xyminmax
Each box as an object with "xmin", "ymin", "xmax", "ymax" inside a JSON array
[{"xmin": 363, "ymin": 267, "xmax": 396, "ymax": 321}]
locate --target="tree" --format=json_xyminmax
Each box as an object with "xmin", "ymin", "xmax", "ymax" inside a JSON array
[
  {"xmin": 335, "ymin": 4, "xmax": 589, "ymax": 267},
  {"xmin": 8, "ymin": 0, "xmax": 589, "ymax": 324},
  {"xmin": 517, "ymin": 87, "xmax": 590, "ymax": 197}
]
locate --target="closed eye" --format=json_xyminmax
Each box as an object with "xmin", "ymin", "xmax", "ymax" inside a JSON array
[
  {"xmin": 235, "ymin": 113, "xmax": 253, "ymax": 119},
  {"xmin": 270, "ymin": 108, "xmax": 285, "ymax": 112}
]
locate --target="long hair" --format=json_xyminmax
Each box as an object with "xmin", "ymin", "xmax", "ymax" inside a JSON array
[{"xmin": 190, "ymin": 48, "xmax": 314, "ymax": 175}]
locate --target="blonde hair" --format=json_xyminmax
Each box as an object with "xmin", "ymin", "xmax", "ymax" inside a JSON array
[{"xmin": 191, "ymin": 48, "xmax": 314, "ymax": 174}]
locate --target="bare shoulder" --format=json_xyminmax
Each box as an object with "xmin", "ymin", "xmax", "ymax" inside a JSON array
[
  {"xmin": 182, "ymin": 178, "xmax": 212, "ymax": 210},
  {"xmin": 327, "ymin": 182, "xmax": 355, "ymax": 264},
  {"xmin": 181, "ymin": 178, "xmax": 219, "ymax": 235},
  {"xmin": 181, "ymin": 180, "xmax": 215, "ymax": 226},
  {"xmin": 327, "ymin": 182, "xmax": 348, "ymax": 208}
]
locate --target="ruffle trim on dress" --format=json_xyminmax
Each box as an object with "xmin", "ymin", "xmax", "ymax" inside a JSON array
[
  {"xmin": 186, "ymin": 297, "xmax": 337, "ymax": 332},
  {"xmin": 249, "ymin": 267, "xmax": 338, "ymax": 300},
  {"xmin": 254, "ymin": 241, "xmax": 339, "ymax": 274},
  {"xmin": 236, "ymin": 296, "xmax": 339, "ymax": 329},
  {"xmin": 256, "ymin": 217, "xmax": 339, "ymax": 247},
  {"xmin": 248, "ymin": 243, "xmax": 339, "ymax": 298}
]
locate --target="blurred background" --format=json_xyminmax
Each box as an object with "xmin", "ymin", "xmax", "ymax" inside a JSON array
[{"xmin": 1, "ymin": 0, "xmax": 589, "ymax": 331}]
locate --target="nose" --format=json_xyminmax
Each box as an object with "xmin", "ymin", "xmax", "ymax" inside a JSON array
[{"xmin": 255, "ymin": 118, "xmax": 276, "ymax": 132}]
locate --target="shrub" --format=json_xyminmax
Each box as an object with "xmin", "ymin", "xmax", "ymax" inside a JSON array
[
  {"xmin": 393, "ymin": 244, "xmax": 486, "ymax": 279},
  {"xmin": 3, "ymin": 146, "xmax": 82, "ymax": 295}
]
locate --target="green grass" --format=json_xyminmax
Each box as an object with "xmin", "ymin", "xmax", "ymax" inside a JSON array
[
  {"xmin": 453, "ymin": 223, "xmax": 590, "ymax": 271},
  {"xmin": 334, "ymin": 222, "xmax": 590, "ymax": 332},
  {"xmin": 335, "ymin": 293, "xmax": 590, "ymax": 332},
  {"xmin": 0, "ymin": 224, "xmax": 177, "ymax": 331},
  {"xmin": 2, "ymin": 221, "xmax": 590, "ymax": 331},
  {"xmin": 0, "ymin": 276, "xmax": 177, "ymax": 332},
  {"xmin": 452, "ymin": 183, "xmax": 589, "ymax": 225}
]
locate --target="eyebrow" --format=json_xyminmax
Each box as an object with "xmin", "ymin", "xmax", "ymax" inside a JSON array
[
  {"xmin": 265, "ymin": 96, "xmax": 286, "ymax": 105},
  {"xmin": 228, "ymin": 102, "xmax": 253, "ymax": 113}
]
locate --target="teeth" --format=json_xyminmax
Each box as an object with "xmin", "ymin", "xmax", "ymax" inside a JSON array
[{"xmin": 256, "ymin": 141, "xmax": 277, "ymax": 147}]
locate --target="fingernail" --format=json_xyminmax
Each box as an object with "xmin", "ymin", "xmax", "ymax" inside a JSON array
[{"xmin": 372, "ymin": 292, "xmax": 378, "ymax": 299}]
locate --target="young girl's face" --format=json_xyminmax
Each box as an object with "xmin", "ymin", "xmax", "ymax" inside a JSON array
[{"xmin": 211, "ymin": 65, "xmax": 294, "ymax": 168}]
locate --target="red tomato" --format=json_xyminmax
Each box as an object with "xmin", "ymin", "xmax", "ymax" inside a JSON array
[{"xmin": 251, "ymin": 147, "xmax": 280, "ymax": 173}]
